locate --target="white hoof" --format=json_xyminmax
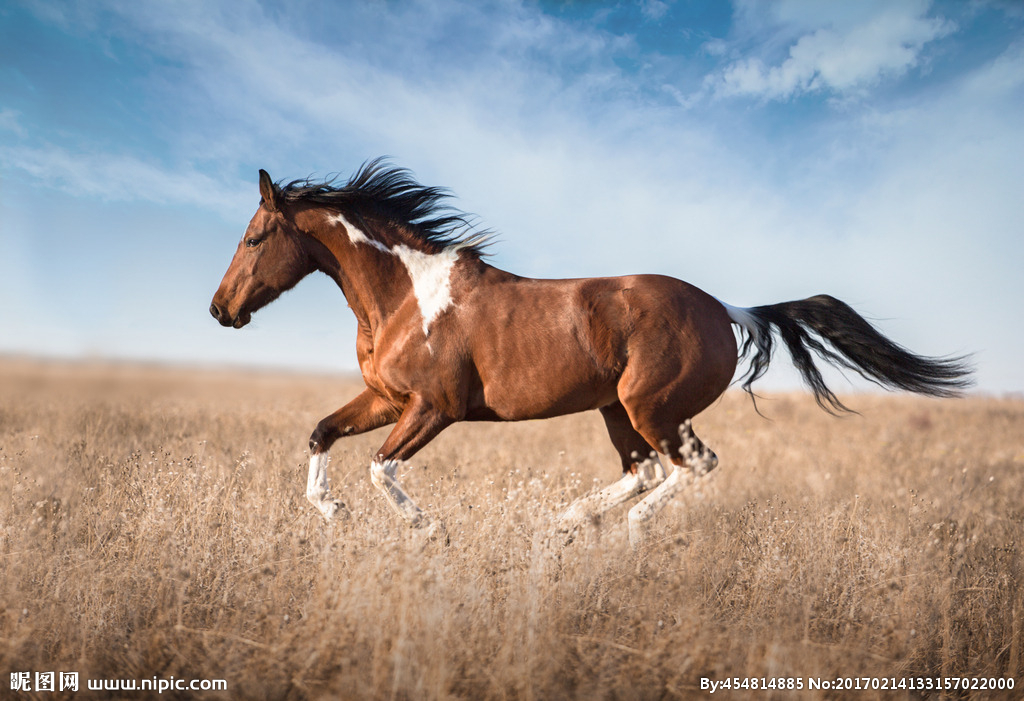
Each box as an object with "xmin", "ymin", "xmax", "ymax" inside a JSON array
[
  {"xmin": 308, "ymin": 495, "xmax": 346, "ymax": 521},
  {"xmin": 321, "ymin": 498, "xmax": 345, "ymax": 521},
  {"xmin": 412, "ymin": 516, "xmax": 449, "ymax": 545}
]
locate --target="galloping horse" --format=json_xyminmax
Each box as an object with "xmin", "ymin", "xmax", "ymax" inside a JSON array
[{"xmin": 211, "ymin": 159, "xmax": 970, "ymax": 544}]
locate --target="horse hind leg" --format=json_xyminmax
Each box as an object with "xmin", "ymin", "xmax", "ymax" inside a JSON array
[
  {"xmin": 556, "ymin": 402, "xmax": 668, "ymax": 538},
  {"xmin": 627, "ymin": 420, "xmax": 718, "ymax": 547}
]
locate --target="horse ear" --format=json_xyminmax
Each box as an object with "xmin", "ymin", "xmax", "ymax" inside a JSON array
[{"xmin": 259, "ymin": 169, "xmax": 279, "ymax": 211}]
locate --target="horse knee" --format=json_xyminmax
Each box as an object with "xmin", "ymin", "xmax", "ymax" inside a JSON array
[{"xmin": 309, "ymin": 418, "xmax": 340, "ymax": 453}]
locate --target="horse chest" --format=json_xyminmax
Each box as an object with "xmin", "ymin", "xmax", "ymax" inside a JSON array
[{"xmin": 358, "ymin": 315, "xmax": 451, "ymax": 401}]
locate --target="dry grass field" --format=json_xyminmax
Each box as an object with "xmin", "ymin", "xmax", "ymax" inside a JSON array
[{"xmin": 1, "ymin": 358, "xmax": 1022, "ymax": 699}]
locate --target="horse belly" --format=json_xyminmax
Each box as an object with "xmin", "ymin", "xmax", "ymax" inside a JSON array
[
  {"xmin": 470, "ymin": 356, "xmax": 618, "ymax": 421},
  {"xmin": 466, "ymin": 282, "xmax": 626, "ymax": 421}
]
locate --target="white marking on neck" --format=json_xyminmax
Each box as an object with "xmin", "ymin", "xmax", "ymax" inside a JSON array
[
  {"xmin": 326, "ymin": 212, "xmax": 459, "ymax": 337},
  {"xmin": 393, "ymin": 245, "xmax": 459, "ymax": 336},
  {"xmin": 327, "ymin": 213, "xmax": 391, "ymax": 253}
]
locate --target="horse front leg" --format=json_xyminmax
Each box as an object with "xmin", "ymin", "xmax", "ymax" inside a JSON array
[
  {"xmin": 306, "ymin": 389, "xmax": 399, "ymax": 521},
  {"xmin": 370, "ymin": 396, "xmax": 454, "ymax": 535}
]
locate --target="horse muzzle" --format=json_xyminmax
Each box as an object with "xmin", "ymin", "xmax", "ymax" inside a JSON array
[{"xmin": 209, "ymin": 302, "xmax": 251, "ymax": 329}]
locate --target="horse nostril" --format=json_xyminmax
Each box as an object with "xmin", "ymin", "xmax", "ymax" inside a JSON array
[{"xmin": 210, "ymin": 303, "xmax": 223, "ymax": 321}]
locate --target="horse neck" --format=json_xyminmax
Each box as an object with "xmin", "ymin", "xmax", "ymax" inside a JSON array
[{"xmin": 297, "ymin": 207, "xmax": 420, "ymax": 330}]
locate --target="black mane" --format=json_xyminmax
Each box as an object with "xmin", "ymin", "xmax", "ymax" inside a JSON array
[{"xmin": 277, "ymin": 158, "xmax": 492, "ymax": 256}]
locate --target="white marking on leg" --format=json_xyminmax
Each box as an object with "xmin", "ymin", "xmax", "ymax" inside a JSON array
[
  {"xmin": 306, "ymin": 452, "xmax": 343, "ymax": 520},
  {"xmin": 627, "ymin": 469, "xmax": 690, "ymax": 547},
  {"xmin": 627, "ymin": 424, "xmax": 718, "ymax": 547},
  {"xmin": 392, "ymin": 245, "xmax": 458, "ymax": 337},
  {"xmin": 644, "ymin": 453, "xmax": 671, "ymax": 482},
  {"xmin": 327, "ymin": 212, "xmax": 391, "ymax": 253},
  {"xmin": 558, "ymin": 472, "xmax": 639, "ymax": 532},
  {"xmin": 557, "ymin": 457, "xmax": 666, "ymax": 535},
  {"xmin": 370, "ymin": 458, "xmax": 431, "ymax": 528}
]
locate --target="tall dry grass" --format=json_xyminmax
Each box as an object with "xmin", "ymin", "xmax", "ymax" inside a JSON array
[{"xmin": 1, "ymin": 358, "xmax": 1022, "ymax": 699}]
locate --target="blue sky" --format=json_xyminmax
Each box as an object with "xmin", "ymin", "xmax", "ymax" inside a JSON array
[{"xmin": 1, "ymin": 0, "xmax": 1022, "ymax": 394}]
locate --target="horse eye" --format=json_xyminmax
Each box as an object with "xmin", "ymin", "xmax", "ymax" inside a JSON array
[{"xmin": 245, "ymin": 237, "xmax": 263, "ymax": 248}]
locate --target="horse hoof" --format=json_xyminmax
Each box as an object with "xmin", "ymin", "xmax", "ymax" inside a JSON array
[
  {"xmin": 413, "ymin": 517, "xmax": 450, "ymax": 545},
  {"xmin": 322, "ymin": 499, "xmax": 347, "ymax": 521}
]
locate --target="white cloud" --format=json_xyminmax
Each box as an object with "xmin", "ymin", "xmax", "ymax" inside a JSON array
[
  {"xmin": 962, "ymin": 38, "xmax": 1024, "ymax": 97},
  {"xmin": 0, "ymin": 141, "xmax": 251, "ymax": 218},
  {"xmin": 640, "ymin": 0, "xmax": 671, "ymax": 22},
  {"xmin": 710, "ymin": 1, "xmax": 956, "ymax": 99},
  {"xmin": 0, "ymin": 109, "xmax": 27, "ymax": 138}
]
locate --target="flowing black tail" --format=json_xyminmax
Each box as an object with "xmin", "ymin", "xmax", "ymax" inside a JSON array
[{"xmin": 723, "ymin": 295, "xmax": 973, "ymax": 414}]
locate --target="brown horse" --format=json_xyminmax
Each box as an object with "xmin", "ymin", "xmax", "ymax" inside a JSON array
[{"xmin": 211, "ymin": 159, "xmax": 971, "ymax": 544}]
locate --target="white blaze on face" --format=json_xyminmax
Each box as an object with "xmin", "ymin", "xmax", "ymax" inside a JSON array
[
  {"xmin": 393, "ymin": 244, "xmax": 458, "ymax": 337},
  {"xmin": 326, "ymin": 212, "xmax": 459, "ymax": 337}
]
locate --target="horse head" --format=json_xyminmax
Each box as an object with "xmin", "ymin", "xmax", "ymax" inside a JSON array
[{"xmin": 210, "ymin": 170, "xmax": 316, "ymax": 328}]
